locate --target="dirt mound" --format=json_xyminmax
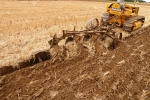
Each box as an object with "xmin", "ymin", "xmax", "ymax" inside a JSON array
[{"xmin": 1, "ymin": 26, "xmax": 150, "ymax": 99}]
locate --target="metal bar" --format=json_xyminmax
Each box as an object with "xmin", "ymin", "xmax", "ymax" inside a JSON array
[{"xmin": 63, "ymin": 30, "xmax": 106, "ymax": 34}]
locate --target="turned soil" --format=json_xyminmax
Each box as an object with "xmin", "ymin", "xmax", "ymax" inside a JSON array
[{"xmin": 0, "ymin": 26, "xmax": 150, "ymax": 99}]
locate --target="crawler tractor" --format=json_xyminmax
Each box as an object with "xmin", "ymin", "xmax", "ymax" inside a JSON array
[{"xmin": 100, "ymin": 0, "xmax": 145, "ymax": 32}]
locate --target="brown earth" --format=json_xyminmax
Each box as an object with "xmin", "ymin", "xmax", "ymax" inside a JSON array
[{"xmin": 0, "ymin": 25, "xmax": 150, "ymax": 99}]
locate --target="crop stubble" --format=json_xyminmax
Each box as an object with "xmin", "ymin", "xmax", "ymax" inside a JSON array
[{"xmin": 0, "ymin": 1, "xmax": 150, "ymax": 66}]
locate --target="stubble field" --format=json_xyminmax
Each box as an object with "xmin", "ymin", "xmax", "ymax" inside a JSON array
[{"xmin": 0, "ymin": 1, "xmax": 150, "ymax": 67}]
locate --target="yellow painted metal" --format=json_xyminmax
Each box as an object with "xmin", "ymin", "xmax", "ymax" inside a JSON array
[
  {"xmin": 133, "ymin": 21, "xmax": 142, "ymax": 30},
  {"xmin": 106, "ymin": 2, "xmax": 140, "ymax": 27}
]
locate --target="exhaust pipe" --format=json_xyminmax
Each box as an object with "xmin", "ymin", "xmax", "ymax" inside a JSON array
[
  {"xmin": 117, "ymin": 0, "xmax": 125, "ymax": 9},
  {"xmin": 134, "ymin": 0, "xmax": 137, "ymax": 5}
]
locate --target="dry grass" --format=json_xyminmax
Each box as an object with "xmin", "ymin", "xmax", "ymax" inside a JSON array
[{"xmin": 0, "ymin": 1, "xmax": 150, "ymax": 66}]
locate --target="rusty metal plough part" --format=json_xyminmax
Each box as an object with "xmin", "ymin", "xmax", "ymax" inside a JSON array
[{"xmin": 49, "ymin": 18, "xmax": 118, "ymax": 47}]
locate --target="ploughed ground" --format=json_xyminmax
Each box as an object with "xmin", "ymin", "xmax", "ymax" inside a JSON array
[{"xmin": 0, "ymin": 26, "xmax": 150, "ymax": 99}]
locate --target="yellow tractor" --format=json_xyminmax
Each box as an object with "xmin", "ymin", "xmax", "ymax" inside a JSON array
[
  {"xmin": 86, "ymin": 0, "xmax": 145, "ymax": 32},
  {"xmin": 104, "ymin": 0, "xmax": 144, "ymax": 31}
]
